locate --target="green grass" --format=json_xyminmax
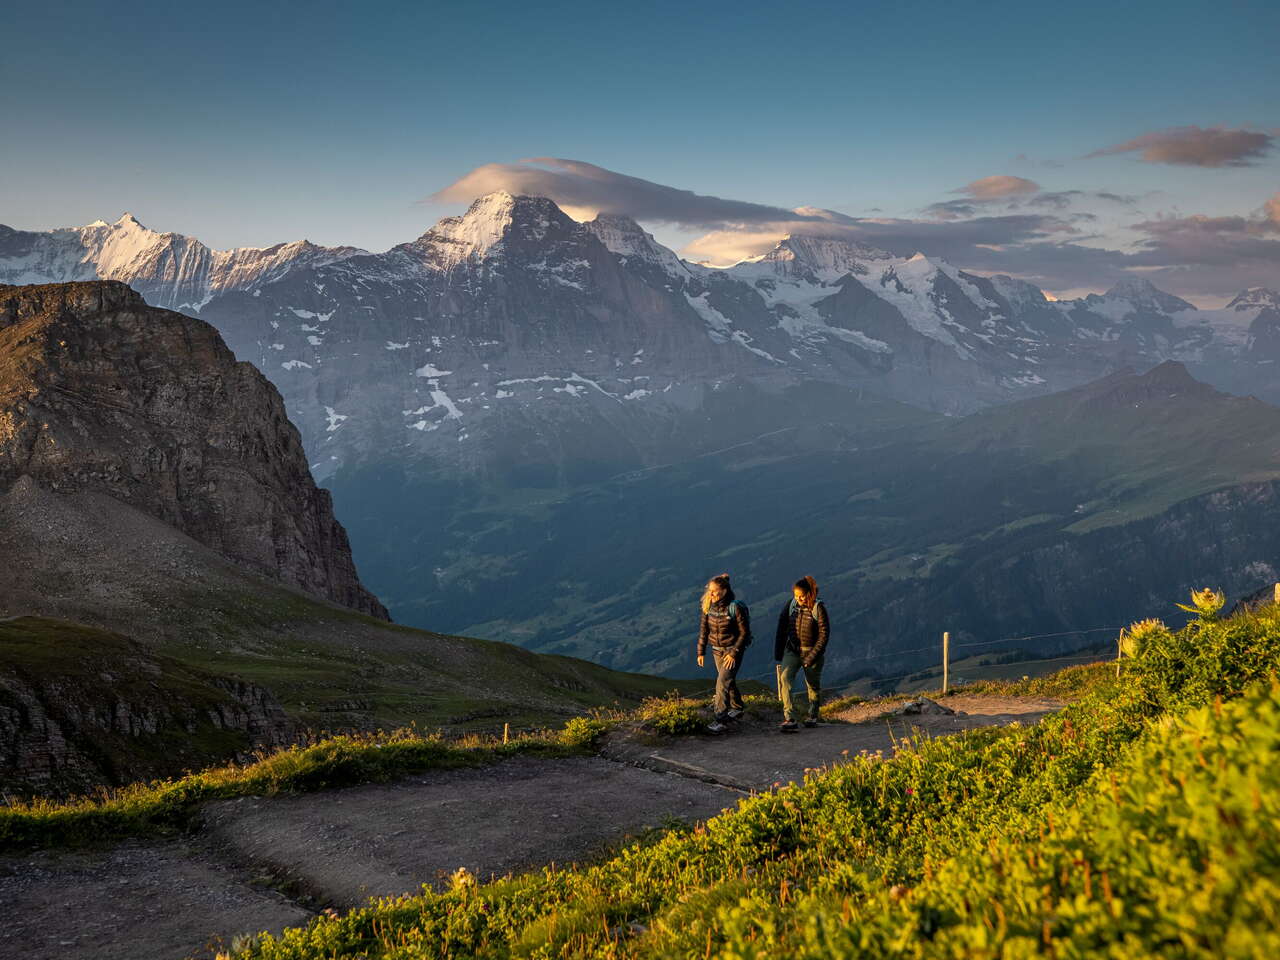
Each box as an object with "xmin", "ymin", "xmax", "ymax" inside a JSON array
[
  {"xmin": 3, "ymin": 682, "xmax": 799, "ymax": 853},
  {"xmin": 632, "ymin": 692, "xmax": 777, "ymax": 735},
  {"xmin": 0, "ymin": 609, "xmax": 710, "ymax": 799},
  {"xmin": 220, "ymin": 600, "xmax": 1280, "ymax": 959},
  {"xmin": 0, "ymin": 724, "xmax": 604, "ymax": 852}
]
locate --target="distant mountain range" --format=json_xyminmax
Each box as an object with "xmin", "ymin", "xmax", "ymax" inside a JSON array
[
  {"xmin": 5, "ymin": 195, "xmax": 1279, "ymax": 481},
  {"xmin": 3, "ymin": 198, "xmax": 1279, "ymax": 679}
]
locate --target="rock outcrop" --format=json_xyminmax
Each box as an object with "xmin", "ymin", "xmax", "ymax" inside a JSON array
[
  {"xmin": 0, "ymin": 616, "xmax": 295, "ymax": 796},
  {"xmin": 0, "ymin": 281, "xmax": 388, "ymax": 619}
]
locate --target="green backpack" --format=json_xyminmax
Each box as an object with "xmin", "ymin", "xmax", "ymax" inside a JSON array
[{"xmin": 719, "ymin": 601, "xmax": 753, "ymax": 647}]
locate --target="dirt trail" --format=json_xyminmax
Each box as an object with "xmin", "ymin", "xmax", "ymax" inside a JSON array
[
  {"xmin": 0, "ymin": 695, "xmax": 1060, "ymax": 960},
  {"xmin": 603, "ymin": 694, "xmax": 1063, "ymax": 790},
  {"xmin": 0, "ymin": 839, "xmax": 311, "ymax": 960},
  {"xmin": 201, "ymin": 756, "xmax": 738, "ymax": 909}
]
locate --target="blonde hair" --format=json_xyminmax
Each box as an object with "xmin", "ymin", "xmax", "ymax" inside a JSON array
[
  {"xmin": 793, "ymin": 575, "xmax": 818, "ymax": 606},
  {"xmin": 701, "ymin": 573, "xmax": 732, "ymax": 613}
]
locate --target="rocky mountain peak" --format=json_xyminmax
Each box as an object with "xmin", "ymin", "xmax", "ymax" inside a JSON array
[
  {"xmin": 1102, "ymin": 276, "xmax": 1195, "ymax": 313},
  {"xmin": 585, "ymin": 212, "xmax": 690, "ymax": 275},
  {"xmin": 1105, "ymin": 276, "xmax": 1160, "ymax": 298},
  {"xmin": 1227, "ymin": 287, "xmax": 1280, "ymax": 310},
  {"xmin": 987, "ymin": 274, "xmax": 1049, "ymax": 307},
  {"xmin": 752, "ymin": 232, "xmax": 891, "ymax": 278},
  {"xmin": 414, "ymin": 192, "xmax": 580, "ymax": 271},
  {"xmin": 1077, "ymin": 360, "xmax": 1218, "ymax": 411},
  {"xmin": 0, "ymin": 280, "xmax": 389, "ymax": 619}
]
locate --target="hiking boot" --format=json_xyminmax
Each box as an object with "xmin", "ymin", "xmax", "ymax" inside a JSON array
[
  {"xmin": 726, "ymin": 708, "xmax": 745, "ymax": 720},
  {"xmin": 706, "ymin": 721, "xmax": 729, "ymax": 734},
  {"xmin": 780, "ymin": 721, "xmax": 799, "ymax": 734},
  {"xmin": 803, "ymin": 718, "xmax": 819, "ymax": 728}
]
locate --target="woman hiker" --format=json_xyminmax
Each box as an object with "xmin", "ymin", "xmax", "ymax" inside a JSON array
[
  {"xmin": 696, "ymin": 573, "xmax": 750, "ymax": 734},
  {"xmin": 774, "ymin": 575, "xmax": 830, "ymax": 734}
]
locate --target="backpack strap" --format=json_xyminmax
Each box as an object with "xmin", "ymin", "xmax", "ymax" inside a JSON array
[{"xmin": 791, "ymin": 599, "xmax": 822, "ymax": 622}]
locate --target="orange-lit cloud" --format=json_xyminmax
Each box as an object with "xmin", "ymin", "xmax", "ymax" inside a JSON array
[
  {"xmin": 953, "ymin": 175, "xmax": 1041, "ymax": 199},
  {"xmin": 1088, "ymin": 126, "xmax": 1275, "ymax": 167}
]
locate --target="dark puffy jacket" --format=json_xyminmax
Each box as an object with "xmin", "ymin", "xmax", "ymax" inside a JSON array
[
  {"xmin": 775, "ymin": 599, "xmax": 830, "ymax": 666},
  {"xmin": 698, "ymin": 596, "xmax": 750, "ymax": 658}
]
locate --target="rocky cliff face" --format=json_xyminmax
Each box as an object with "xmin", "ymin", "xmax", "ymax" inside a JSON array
[
  {"xmin": 0, "ymin": 281, "xmax": 387, "ymax": 619},
  {"xmin": 0, "ymin": 616, "xmax": 295, "ymax": 797}
]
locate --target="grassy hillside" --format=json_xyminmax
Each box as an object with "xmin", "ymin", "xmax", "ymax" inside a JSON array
[
  {"xmin": 0, "ymin": 480, "xmax": 702, "ymax": 748},
  {"xmin": 0, "ymin": 617, "xmax": 266, "ymax": 795},
  {"xmin": 220, "ymin": 591, "xmax": 1280, "ymax": 959}
]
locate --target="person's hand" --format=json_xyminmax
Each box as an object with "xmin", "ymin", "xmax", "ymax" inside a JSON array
[
  {"xmin": 724, "ymin": 656, "xmax": 736, "ymax": 669},
  {"xmin": 697, "ymin": 655, "xmax": 705, "ymax": 667}
]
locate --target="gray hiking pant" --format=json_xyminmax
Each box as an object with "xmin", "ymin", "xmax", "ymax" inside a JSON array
[{"xmin": 713, "ymin": 648, "xmax": 744, "ymax": 721}]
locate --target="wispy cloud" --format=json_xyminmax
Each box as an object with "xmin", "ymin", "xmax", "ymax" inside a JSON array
[
  {"xmin": 430, "ymin": 160, "xmax": 1280, "ymax": 301},
  {"xmin": 953, "ymin": 175, "xmax": 1041, "ymax": 199},
  {"xmin": 430, "ymin": 158, "xmax": 827, "ymax": 230},
  {"xmin": 1087, "ymin": 126, "xmax": 1275, "ymax": 167}
]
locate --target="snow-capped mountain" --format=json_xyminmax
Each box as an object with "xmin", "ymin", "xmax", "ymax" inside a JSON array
[
  {"xmin": 0, "ymin": 213, "xmax": 362, "ymax": 311},
  {"xmin": 2, "ymin": 193, "xmax": 1274, "ymax": 483},
  {"xmin": 5, "ymin": 194, "xmax": 1280, "ymax": 667}
]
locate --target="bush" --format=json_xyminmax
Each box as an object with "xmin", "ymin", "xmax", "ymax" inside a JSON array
[{"xmin": 635, "ymin": 695, "xmax": 708, "ymax": 735}]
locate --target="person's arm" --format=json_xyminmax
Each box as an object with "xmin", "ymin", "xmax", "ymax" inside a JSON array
[
  {"xmin": 697, "ymin": 612, "xmax": 709, "ymax": 660},
  {"xmin": 804, "ymin": 602, "xmax": 830, "ymax": 666},
  {"xmin": 730, "ymin": 604, "xmax": 749, "ymax": 659},
  {"xmin": 775, "ymin": 603, "xmax": 789, "ymax": 662}
]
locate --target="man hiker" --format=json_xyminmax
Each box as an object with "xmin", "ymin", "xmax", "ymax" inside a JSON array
[
  {"xmin": 696, "ymin": 572, "xmax": 750, "ymax": 733},
  {"xmin": 774, "ymin": 575, "xmax": 829, "ymax": 733}
]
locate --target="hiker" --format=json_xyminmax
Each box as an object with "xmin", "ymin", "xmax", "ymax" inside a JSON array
[
  {"xmin": 696, "ymin": 572, "xmax": 750, "ymax": 733},
  {"xmin": 774, "ymin": 575, "xmax": 829, "ymax": 733}
]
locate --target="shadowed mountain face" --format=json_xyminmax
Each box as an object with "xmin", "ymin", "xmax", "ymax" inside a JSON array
[
  {"xmin": 0, "ymin": 280, "xmax": 387, "ymax": 618},
  {"xmin": 326, "ymin": 361, "xmax": 1280, "ymax": 683},
  {"xmin": 3, "ymin": 204, "xmax": 1279, "ymax": 681}
]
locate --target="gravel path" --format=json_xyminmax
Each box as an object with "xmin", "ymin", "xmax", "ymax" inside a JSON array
[
  {"xmin": 602, "ymin": 694, "xmax": 1063, "ymax": 790},
  {"xmin": 201, "ymin": 756, "xmax": 738, "ymax": 908},
  {"xmin": 0, "ymin": 695, "xmax": 1061, "ymax": 960},
  {"xmin": 0, "ymin": 839, "xmax": 311, "ymax": 960}
]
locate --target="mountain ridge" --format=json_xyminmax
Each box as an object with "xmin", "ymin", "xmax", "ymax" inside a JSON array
[{"xmin": 0, "ymin": 280, "xmax": 388, "ymax": 618}]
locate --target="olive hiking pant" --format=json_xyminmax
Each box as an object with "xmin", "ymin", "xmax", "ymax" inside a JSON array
[{"xmin": 778, "ymin": 649, "xmax": 822, "ymax": 723}]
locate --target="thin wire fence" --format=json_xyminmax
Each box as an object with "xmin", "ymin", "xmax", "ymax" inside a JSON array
[{"xmin": 683, "ymin": 623, "xmax": 1123, "ymax": 700}]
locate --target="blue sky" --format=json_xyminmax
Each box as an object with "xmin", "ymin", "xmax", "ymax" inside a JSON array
[{"xmin": 3, "ymin": 0, "xmax": 1277, "ymax": 301}]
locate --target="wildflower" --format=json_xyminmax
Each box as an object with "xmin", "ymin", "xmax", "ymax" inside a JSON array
[
  {"xmin": 1176, "ymin": 588, "xmax": 1225, "ymax": 619},
  {"xmin": 450, "ymin": 867, "xmax": 477, "ymax": 891}
]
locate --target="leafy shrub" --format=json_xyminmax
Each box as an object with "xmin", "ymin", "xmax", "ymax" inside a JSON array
[
  {"xmin": 635, "ymin": 695, "xmax": 708, "ymax": 735},
  {"xmin": 559, "ymin": 715, "xmax": 615, "ymax": 748}
]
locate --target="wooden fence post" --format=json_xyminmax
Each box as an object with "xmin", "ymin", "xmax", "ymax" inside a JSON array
[
  {"xmin": 942, "ymin": 631, "xmax": 950, "ymax": 695},
  {"xmin": 503, "ymin": 722, "xmax": 510, "ymax": 745}
]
